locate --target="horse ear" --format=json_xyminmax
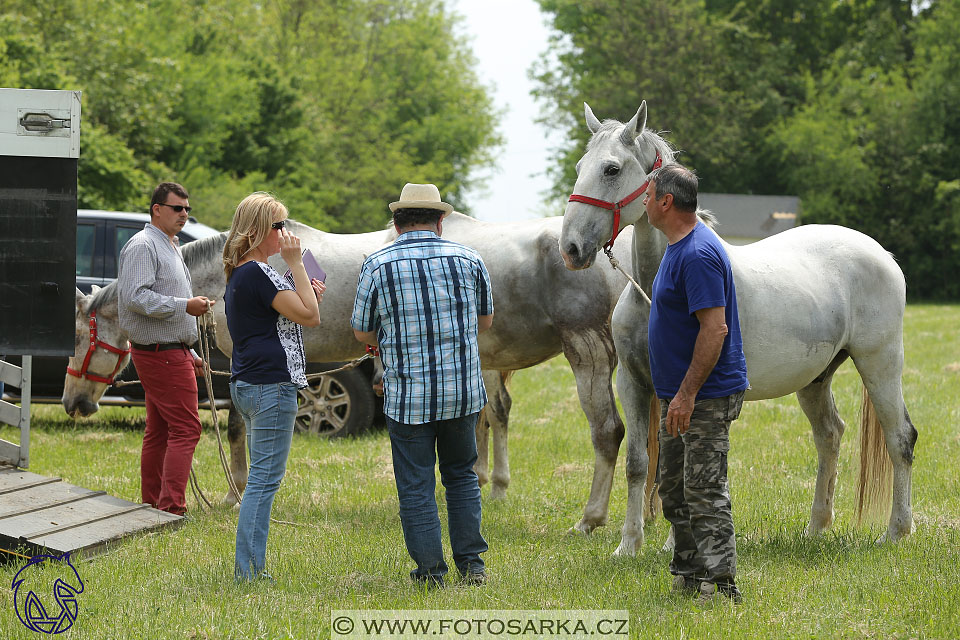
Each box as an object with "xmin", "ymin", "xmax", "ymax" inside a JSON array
[
  {"xmin": 620, "ymin": 100, "xmax": 648, "ymax": 146},
  {"xmin": 75, "ymin": 287, "xmax": 86, "ymax": 310},
  {"xmin": 584, "ymin": 103, "xmax": 602, "ymax": 134}
]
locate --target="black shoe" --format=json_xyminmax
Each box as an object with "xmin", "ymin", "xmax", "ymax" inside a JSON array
[
  {"xmin": 462, "ymin": 570, "xmax": 487, "ymax": 586},
  {"xmin": 412, "ymin": 575, "xmax": 445, "ymax": 590}
]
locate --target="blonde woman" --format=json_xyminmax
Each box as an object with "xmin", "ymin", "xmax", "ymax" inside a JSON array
[{"xmin": 222, "ymin": 192, "xmax": 325, "ymax": 581}]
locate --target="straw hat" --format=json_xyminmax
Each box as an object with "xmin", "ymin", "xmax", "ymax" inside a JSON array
[{"xmin": 388, "ymin": 183, "xmax": 453, "ymax": 216}]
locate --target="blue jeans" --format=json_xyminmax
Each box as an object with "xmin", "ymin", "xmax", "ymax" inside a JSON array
[
  {"xmin": 230, "ymin": 380, "xmax": 297, "ymax": 580},
  {"xmin": 386, "ymin": 412, "xmax": 487, "ymax": 582}
]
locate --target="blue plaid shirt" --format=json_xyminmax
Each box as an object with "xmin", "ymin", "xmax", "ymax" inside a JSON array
[{"xmin": 351, "ymin": 230, "xmax": 493, "ymax": 424}]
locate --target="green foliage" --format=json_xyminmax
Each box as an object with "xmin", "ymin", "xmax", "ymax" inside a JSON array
[
  {"xmin": 1, "ymin": 0, "xmax": 500, "ymax": 233},
  {"xmin": 534, "ymin": 0, "xmax": 959, "ymax": 299},
  {"xmin": 775, "ymin": 1, "xmax": 960, "ymax": 299}
]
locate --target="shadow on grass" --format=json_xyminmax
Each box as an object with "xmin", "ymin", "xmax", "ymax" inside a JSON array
[{"xmin": 739, "ymin": 525, "xmax": 886, "ymax": 569}]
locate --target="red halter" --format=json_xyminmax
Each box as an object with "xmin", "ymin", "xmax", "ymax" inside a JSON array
[
  {"xmin": 66, "ymin": 310, "xmax": 131, "ymax": 385},
  {"xmin": 568, "ymin": 151, "xmax": 663, "ymax": 251}
]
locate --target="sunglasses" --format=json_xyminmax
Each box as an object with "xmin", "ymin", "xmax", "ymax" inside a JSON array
[
  {"xmin": 271, "ymin": 220, "xmax": 285, "ymax": 230},
  {"xmin": 159, "ymin": 203, "xmax": 192, "ymax": 214}
]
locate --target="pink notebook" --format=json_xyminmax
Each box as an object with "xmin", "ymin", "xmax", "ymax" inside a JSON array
[{"xmin": 284, "ymin": 248, "xmax": 326, "ymax": 286}]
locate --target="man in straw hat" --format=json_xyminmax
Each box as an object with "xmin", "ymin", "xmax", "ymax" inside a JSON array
[{"xmin": 352, "ymin": 183, "xmax": 494, "ymax": 588}]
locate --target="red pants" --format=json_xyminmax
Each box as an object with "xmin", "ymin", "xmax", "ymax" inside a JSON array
[{"xmin": 131, "ymin": 346, "xmax": 202, "ymax": 515}]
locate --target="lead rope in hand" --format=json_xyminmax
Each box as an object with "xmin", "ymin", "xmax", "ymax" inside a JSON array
[
  {"xmin": 197, "ymin": 310, "xmax": 243, "ymax": 508},
  {"xmin": 603, "ymin": 247, "xmax": 652, "ymax": 306}
]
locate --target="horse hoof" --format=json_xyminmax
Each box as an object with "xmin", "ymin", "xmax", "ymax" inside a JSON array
[
  {"xmin": 489, "ymin": 486, "xmax": 507, "ymax": 500},
  {"xmin": 660, "ymin": 528, "xmax": 676, "ymax": 553},
  {"xmin": 567, "ymin": 523, "xmax": 591, "ymax": 536},
  {"xmin": 877, "ymin": 522, "xmax": 914, "ymax": 544},
  {"xmin": 220, "ymin": 492, "xmax": 239, "ymax": 507},
  {"xmin": 613, "ymin": 540, "xmax": 639, "ymax": 557}
]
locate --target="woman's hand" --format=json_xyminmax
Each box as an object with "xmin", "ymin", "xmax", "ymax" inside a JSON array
[
  {"xmin": 279, "ymin": 229, "xmax": 303, "ymax": 266},
  {"xmin": 311, "ymin": 278, "xmax": 326, "ymax": 302}
]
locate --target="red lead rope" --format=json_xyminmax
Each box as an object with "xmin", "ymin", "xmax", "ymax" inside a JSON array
[{"xmin": 568, "ymin": 151, "xmax": 663, "ymax": 251}]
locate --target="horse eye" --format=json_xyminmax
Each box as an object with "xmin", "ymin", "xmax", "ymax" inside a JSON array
[{"xmin": 604, "ymin": 165, "xmax": 620, "ymax": 177}]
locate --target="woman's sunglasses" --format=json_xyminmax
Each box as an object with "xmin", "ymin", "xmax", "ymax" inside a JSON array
[{"xmin": 271, "ymin": 220, "xmax": 285, "ymax": 230}]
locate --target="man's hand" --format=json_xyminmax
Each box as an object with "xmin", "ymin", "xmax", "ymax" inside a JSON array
[
  {"xmin": 192, "ymin": 356, "xmax": 207, "ymax": 378},
  {"xmin": 186, "ymin": 296, "xmax": 215, "ymax": 317},
  {"xmin": 666, "ymin": 390, "xmax": 695, "ymax": 437}
]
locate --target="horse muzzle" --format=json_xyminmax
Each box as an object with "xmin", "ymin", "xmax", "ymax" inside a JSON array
[
  {"xmin": 559, "ymin": 241, "xmax": 596, "ymax": 271},
  {"xmin": 62, "ymin": 395, "xmax": 99, "ymax": 419}
]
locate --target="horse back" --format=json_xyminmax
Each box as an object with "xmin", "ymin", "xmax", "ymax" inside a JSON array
[{"xmin": 725, "ymin": 225, "xmax": 905, "ymax": 400}]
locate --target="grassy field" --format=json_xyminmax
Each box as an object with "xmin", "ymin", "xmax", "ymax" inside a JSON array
[{"xmin": 2, "ymin": 304, "xmax": 959, "ymax": 639}]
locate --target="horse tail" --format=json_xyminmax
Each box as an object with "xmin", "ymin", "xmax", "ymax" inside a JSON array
[
  {"xmin": 643, "ymin": 396, "xmax": 661, "ymax": 522},
  {"xmin": 856, "ymin": 384, "xmax": 893, "ymax": 525}
]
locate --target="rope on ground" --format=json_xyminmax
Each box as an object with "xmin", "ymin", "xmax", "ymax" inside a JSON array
[
  {"xmin": 0, "ymin": 546, "xmax": 34, "ymax": 560},
  {"xmin": 604, "ymin": 247, "xmax": 652, "ymax": 306},
  {"xmin": 189, "ymin": 466, "xmax": 213, "ymax": 510}
]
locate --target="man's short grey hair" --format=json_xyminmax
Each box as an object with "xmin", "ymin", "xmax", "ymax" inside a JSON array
[{"xmin": 651, "ymin": 165, "xmax": 698, "ymax": 213}]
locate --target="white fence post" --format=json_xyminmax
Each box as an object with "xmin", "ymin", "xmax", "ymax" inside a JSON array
[{"xmin": 0, "ymin": 356, "xmax": 31, "ymax": 468}]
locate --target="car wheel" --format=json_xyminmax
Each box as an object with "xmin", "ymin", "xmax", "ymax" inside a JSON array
[{"xmin": 295, "ymin": 367, "xmax": 376, "ymax": 438}]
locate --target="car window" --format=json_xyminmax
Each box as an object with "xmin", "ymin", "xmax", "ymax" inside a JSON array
[
  {"xmin": 115, "ymin": 225, "xmax": 141, "ymax": 266},
  {"xmin": 77, "ymin": 223, "xmax": 96, "ymax": 277}
]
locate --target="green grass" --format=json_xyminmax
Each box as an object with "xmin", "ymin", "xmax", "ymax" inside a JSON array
[{"xmin": 2, "ymin": 305, "xmax": 959, "ymax": 638}]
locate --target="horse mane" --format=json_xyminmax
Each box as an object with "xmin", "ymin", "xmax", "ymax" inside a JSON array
[
  {"xmin": 589, "ymin": 119, "xmax": 717, "ymax": 230},
  {"xmin": 182, "ymin": 232, "xmax": 228, "ymax": 271},
  {"xmin": 88, "ymin": 280, "xmax": 118, "ymax": 312}
]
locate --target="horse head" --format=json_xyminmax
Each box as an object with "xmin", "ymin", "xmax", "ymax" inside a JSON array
[
  {"xmin": 560, "ymin": 101, "xmax": 676, "ymax": 270},
  {"xmin": 62, "ymin": 284, "xmax": 130, "ymax": 418}
]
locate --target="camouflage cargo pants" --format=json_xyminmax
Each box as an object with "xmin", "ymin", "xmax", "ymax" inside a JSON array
[{"xmin": 658, "ymin": 391, "xmax": 744, "ymax": 584}]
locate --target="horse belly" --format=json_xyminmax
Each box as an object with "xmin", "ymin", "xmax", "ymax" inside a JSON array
[
  {"xmin": 479, "ymin": 326, "xmax": 562, "ymax": 370},
  {"xmin": 739, "ymin": 319, "xmax": 845, "ymax": 401}
]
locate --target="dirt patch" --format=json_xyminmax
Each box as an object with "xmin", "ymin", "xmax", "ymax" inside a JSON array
[{"xmin": 553, "ymin": 462, "xmax": 590, "ymax": 477}]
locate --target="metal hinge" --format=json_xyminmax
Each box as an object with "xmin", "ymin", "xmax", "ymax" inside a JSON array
[{"xmin": 19, "ymin": 112, "xmax": 72, "ymax": 132}]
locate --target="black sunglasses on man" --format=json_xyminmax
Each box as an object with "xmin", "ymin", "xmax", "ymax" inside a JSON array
[{"xmin": 159, "ymin": 203, "xmax": 192, "ymax": 214}]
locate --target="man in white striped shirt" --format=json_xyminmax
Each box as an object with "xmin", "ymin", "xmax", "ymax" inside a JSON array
[
  {"xmin": 352, "ymin": 183, "xmax": 494, "ymax": 588},
  {"xmin": 117, "ymin": 182, "xmax": 214, "ymax": 516}
]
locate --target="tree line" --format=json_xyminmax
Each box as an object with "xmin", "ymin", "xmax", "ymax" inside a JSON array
[
  {"xmin": 533, "ymin": 0, "xmax": 960, "ymax": 300},
  {"xmin": 0, "ymin": 0, "xmax": 501, "ymax": 232},
  {"xmin": 3, "ymin": 0, "xmax": 957, "ymax": 299}
]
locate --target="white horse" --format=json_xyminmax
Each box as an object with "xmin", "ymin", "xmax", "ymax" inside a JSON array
[
  {"xmin": 63, "ymin": 215, "xmax": 636, "ymax": 533},
  {"xmin": 559, "ymin": 101, "xmax": 917, "ymax": 556}
]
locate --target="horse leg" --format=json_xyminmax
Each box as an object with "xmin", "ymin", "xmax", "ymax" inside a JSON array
[
  {"xmin": 795, "ymin": 351, "xmax": 849, "ymax": 535},
  {"xmin": 221, "ymin": 404, "xmax": 248, "ymax": 506},
  {"xmin": 488, "ymin": 371, "xmax": 513, "ymax": 500},
  {"xmin": 562, "ymin": 329, "xmax": 624, "ymax": 537},
  {"xmin": 850, "ymin": 349, "xmax": 917, "ymax": 542},
  {"xmin": 613, "ymin": 359, "xmax": 655, "ymax": 555},
  {"xmin": 475, "ymin": 406, "xmax": 490, "ymax": 489}
]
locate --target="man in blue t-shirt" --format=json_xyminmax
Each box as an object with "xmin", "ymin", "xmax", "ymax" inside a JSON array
[{"xmin": 646, "ymin": 164, "xmax": 749, "ymax": 604}]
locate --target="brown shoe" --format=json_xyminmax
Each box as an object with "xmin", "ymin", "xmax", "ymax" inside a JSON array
[
  {"xmin": 671, "ymin": 574, "xmax": 699, "ymax": 594},
  {"xmin": 697, "ymin": 581, "xmax": 743, "ymax": 605}
]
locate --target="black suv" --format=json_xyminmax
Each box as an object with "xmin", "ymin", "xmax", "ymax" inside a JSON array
[{"xmin": 3, "ymin": 210, "xmax": 380, "ymax": 437}]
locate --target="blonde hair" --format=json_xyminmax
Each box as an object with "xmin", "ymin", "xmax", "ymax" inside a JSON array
[{"xmin": 222, "ymin": 192, "xmax": 288, "ymax": 281}]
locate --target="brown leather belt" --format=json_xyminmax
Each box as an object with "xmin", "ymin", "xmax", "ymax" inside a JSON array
[{"xmin": 131, "ymin": 342, "xmax": 186, "ymax": 352}]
